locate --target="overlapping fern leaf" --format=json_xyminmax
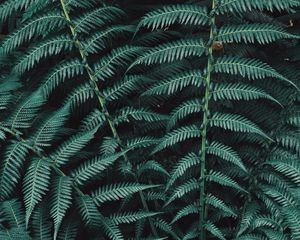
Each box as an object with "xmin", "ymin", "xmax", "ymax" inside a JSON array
[
  {"xmin": 0, "ymin": 0, "xmax": 300, "ymax": 239},
  {"xmin": 0, "ymin": 0, "xmax": 169, "ymax": 239}
]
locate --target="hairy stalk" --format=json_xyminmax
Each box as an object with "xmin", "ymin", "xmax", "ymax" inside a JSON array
[
  {"xmin": 59, "ymin": 0, "xmax": 158, "ymax": 236},
  {"xmin": 199, "ymin": 0, "xmax": 216, "ymax": 238}
]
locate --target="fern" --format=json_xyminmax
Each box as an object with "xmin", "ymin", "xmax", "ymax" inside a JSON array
[{"xmin": 0, "ymin": 0, "xmax": 299, "ymax": 239}]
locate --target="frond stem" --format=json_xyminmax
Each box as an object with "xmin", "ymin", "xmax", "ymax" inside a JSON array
[
  {"xmin": 59, "ymin": 0, "xmax": 158, "ymax": 236},
  {"xmin": 199, "ymin": 0, "xmax": 216, "ymax": 238}
]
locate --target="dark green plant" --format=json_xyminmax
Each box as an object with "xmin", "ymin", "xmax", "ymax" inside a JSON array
[{"xmin": 0, "ymin": 0, "xmax": 300, "ymax": 239}]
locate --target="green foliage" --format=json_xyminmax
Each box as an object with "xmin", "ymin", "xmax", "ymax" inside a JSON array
[{"xmin": 0, "ymin": 0, "xmax": 299, "ymax": 239}]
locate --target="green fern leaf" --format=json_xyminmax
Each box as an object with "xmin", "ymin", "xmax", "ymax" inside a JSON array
[
  {"xmin": 0, "ymin": 141, "xmax": 29, "ymax": 200},
  {"xmin": 50, "ymin": 176, "xmax": 73, "ymax": 240},
  {"xmin": 51, "ymin": 128, "xmax": 97, "ymax": 167},
  {"xmin": 205, "ymin": 221, "xmax": 225, "ymax": 240},
  {"xmin": 167, "ymin": 152, "xmax": 199, "ymax": 189},
  {"xmin": 212, "ymin": 83, "xmax": 281, "ymax": 105},
  {"xmin": 143, "ymin": 70, "xmax": 204, "ymax": 96},
  {"xmin": 115, "ymin": 107, "xmax": 168, "ymax": 125},
  {"xmin": 72, "ymin": 151, "xmax": 125, "ymax": 186},
  {"xmin": 138, "ymin": 4, "xmax": 209, "ymax": 30},
  {"xmin": 267, "ymin": 160, "xmax": 300, "ymax": 186},
  {"xmin": 206, "ymin": 194, "xmax": 237, "ymax": 217},
  {"xmin": 91, "ymin": 183, "xmax": 159, "ymax": 206},
  {"xmin": 73, "ymin": 6, "xmax": 125, "ymax": 33},
  {"xmin": 214, "ymin": 56, "xmax": 297, "ymax": 89},
  {"xmin": 207, "ymin": 170, "xmax": 247, "ymax": 193},
  {"xmin": 103, "ymin": 75, "xmax": 140, "ymax": 102},
  {"xmin": 153, "ymin": 124, "xmax": 200, "ymax": 153},
  {"xmin": 165, "ymin": 178, "xmax": 199, "ymax": 206},
  {"xmin": 32, "ymin": 204, "xmax": 52, "ymax": 240},
  {"xmin": 76, "ymin": 195, "xmax": 124, "ymax": 240},
  {"xmin": 171, "ymin": 201, "xmax": 199, "ymax": 223},
  {"xmin": 42, "ymin": 59, "xmax": 85, "ymax": 97},
  {"xmin": 57, "ymin": 215, "xmax": 79, "ymax": 240},
  {"xmin": 207, "ymin": 141, "xmax": 247, "ymax": 172},
  {"xmin": 79, "ymin": 109, "xmax": 106, "ymax": 132},
  {"xmin": 137, "ymin": 160, "xmax": 170, "ymax": 177},
  {"xmin": 282, "ymin": 207, "xmax": 300, "ymax": 240},
  {"xmin": 30, "ymin": 104, "xmax": 71, "ymax": 147},
  {"xmin": 76, "ymin": 195, "xmax": 101, "ymax": 226},
  {"xmin": 84, "ymin": 25, "xmax": 135, "ymax": 54},
  {"xmin": 5, "ymin": 90, "xmax": 45, "ymax": 129},
  {"xmin": 130, "ymin": 39, "xmax": 206, "ymax": 68},
  {"xmin": 93, "ymin": 46, "xmax": 143, "ymax": 81},
  {"xmin": 13, "ymin": 36, "xmax": 74, "ymax": 75},
  {"xmin": 217, "ymin": 24, "xmax": 299, "ymax": 44},
  {"xmin": 168, "ymin": 99, "xmax": 202, "ymax": 129},
  {"xmin": 23, "ymin": 158, "xmax": 51, "ymax": 226},
  {"xmin": 109, "ymin": 211, "xmax": 160, "ymax": 225},
  {"xmin": 1, "ymin": 11, "xmax": 66, "ymax": 54},
  {"xmin": 210, "ymin": 112, "xmax": 272, "ymax": 140},
  {"xmin": 216, "ymin": 0, "xmax": 300, "ymax": 14},
  {"xmin": 1, "ymin": 199, "xmax": 26, "ymax": 229}
]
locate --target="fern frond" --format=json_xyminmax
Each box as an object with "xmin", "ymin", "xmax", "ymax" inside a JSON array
[
  {"xmin": 168, "ymin": 99, "xmax": 202, "ymax": 129},
  {"xmin": 91, "ymin": 183, "xmax": 159, "ymax": 205},
  {"xmin": 115, "ymin": 107, "xmax": 168, "ymax": 125},
  {"xmin": 5, "ymin": 90, "xmax": 45, "ymax": 129},
  {"xmin": 207, "ymin": 141, "xmax": 247, "ymax": 172},
  {"xmin": 207, "ymin": 170, "xmax": 247, "ymax": 193},
  {"xmin": 214, "ymin": 56, "xmax": 297, "ymax": 89},
  {"xmin": 0, "ymin": 226, "xmax": 31, "ymax": 239},
  {"xmin": 13, "ymin": 36, "xmax": 74, "ymax": 74},
  {"xmin": 93, "ymin": 46, "xmax": 143, "ymax": 81},
  {"xmin": 216, "ymin": 0, "xmax": 300, "ymax": 14},
  {"xmin": 84, "ymin": 25, "xmax": 135, "ymax": 54},
  {"xmin": 51, "ymin": 128, "xmax": 97, "ymax": 167},
  {"xmin": 50, "ymin": 176, "xmax": 73, "ymax": 240},
  {"xmin": 66, "ymin": 83, "xmax": 95, "ymax": 108},
  {"xmin": 205, "ymin": 221, "xmax": 225, "ymax": 240},
  {"xmin": 217, "ymin": 24, "xmax": 299, "ymax": 45},
  {"xmin": 102, "ymin": 75, "xmax": 140, "ymax": 102},
  {"xmin": 72, "ymin": 152, "xmax": 125, "ymax": 186},
  {"xmin": 30, "ymin": 104, "xmax": 70, "ymax": 147},
  {"xmin": 76, "ymin": 195, "xmax": 101, "ymax": 226},
  {"xmin": 142, "ymin": 70, "xmax": 204, "ymax": 96},
  {"xmin": 212, "ymin": 83, "xmax": 280, "ymax": 105},
  {"xmin": 32, "ymin": 204, "xmax": 52, "ymax": 240},
  {"xmin": 165, "ymin": 178, "xmax": 199, "ymax": 206},
  {"xmin": 137, "ymin": 160, "xmax": 169, "ymax": 177},
  {"xmin": 266, "ymin": 160, "xmax": 300, "ymax": 185},
  {"xmin": 0, "ymin": 141, "xmax": 29, "ymax": 200},
  {"xmin": 1, "ymin": 199, "xmax": 26, "ymax": 229},
  {"xmin": 125, "ymin": 137, "xmax": 158, "ymax": 151},
  {"xmin": 109, "ymin": 211, "xmax": 160, "ymax": 225},
  {"xmin": 138, "ymin": 4, "xmax": 209, "ymax": 30},
  {"xmin": 237, "ymin": 203, "xmax": 260, "ymax": 236},
  {"xmin": 73, "ymin": 6, "xmax": 125, "ymax": 33},
  {"xmin": 130, "ymin": 39, "xmax": 206, "ymax": 68},
  {"xmin": 167, "ymin": 152, "xmax": 199, "ymax": 189},
  {"xmin": 210, "ymin": 112, "xmax": 271, "ymax": 140},
  {"xmin": 0, "ymin": 0, "xmax": 43, "ymax": 22},
  {"xmin": 23, "ymin": 158, "xmax": 51, "ymax": 226},
  {"xmin": 206, "ymin": 194, "xmax": 237, "ymax": 217},
  {"xmin": 171, "ymin": 201, "xmax": 199, "ymax": 223},
  {"xmin": 57, "ymin": 215, "xmax": 78, "ymax": 240},
  {"xmin": 153, "ymin": 124, "xmax": 200, "ymax": 153},
  {"xmin": 42, "ymin": 59, "xmax": 85, "ymax": 97},
  {"xmin": 79, "ymin": 109, "xmax": 106, "ymax": 132},
  {"xmin": 282, "ymin": 207, "xmax": 300, "ymax": 239},
  {"xmin": 1, "ymin": 11, "xmax": 66, "ymax": 54}
]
